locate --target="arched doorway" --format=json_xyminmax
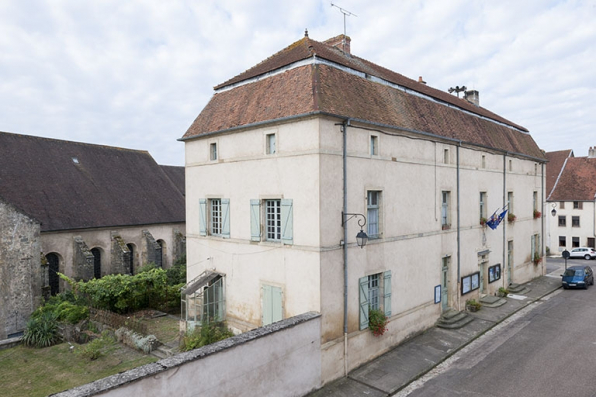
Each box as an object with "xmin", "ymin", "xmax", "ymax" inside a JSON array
[
  {"xmin": 46, "ymin": 253, "xmax": 60, "ymax": 296},
  {"xmin": 127, "ymin": 244, "xmax": 135, "ymax": 275},
  {"xmin": 91, "ymin": 248, "xmax": 101, "ymax": 279}
]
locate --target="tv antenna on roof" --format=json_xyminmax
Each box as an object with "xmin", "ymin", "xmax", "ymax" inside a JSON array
[{"xmin": 331, "ymin": 2, "xmax": 357, "ymax": 53}]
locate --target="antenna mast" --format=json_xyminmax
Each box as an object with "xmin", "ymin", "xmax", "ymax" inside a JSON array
[{"xmin": 331, "ymin": 2, "xmax": 357, "ymax": 53}]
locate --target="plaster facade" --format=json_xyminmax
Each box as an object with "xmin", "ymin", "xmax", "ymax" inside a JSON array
[
  {"xmin": 547, "ymin": 200, "xmax": 596, "ymax": 253},
  {"xmin": 184, "ymin": 116, "xmax": 545, "ymax": 383}
]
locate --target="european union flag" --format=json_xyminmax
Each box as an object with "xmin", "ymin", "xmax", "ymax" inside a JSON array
[{"xmin": 486, "ymin": 208, "xmax": 508, "ymax": 230}]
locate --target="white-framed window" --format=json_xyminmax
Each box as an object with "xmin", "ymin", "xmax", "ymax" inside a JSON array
[
  {"xmin": 572, "ymin": 216, "xmax": 580, "ymax": 227},
  {"xmin": 359, "ymin": 271, "xmax": 391, "ymax": 330},
  {"xmin": 199, "ymin": 198, "xmax": 230, "ymax": 238},
  {"xmin": 508, "ymin": 159, "xmax": 512, "ymax": 171},
  {"xmin": 573, "ymin": 201, "xmax": 583, "ymax": 210},
  {"xmin": 265, "ymin": 199, "xmax": 281, "ymax": 241},
  {"xmin": 367, "ymin": 191, "xmax": 381, "ymax": 238},
  {"xmin": 443, "ymin": 149, "xmax": 449, "ymax": 164},
  {"xmin": 441, "ymin": 191, "xmax": 450, "ymax": 229},
  {"xmin": 250, "ymin": 198, "xmax": 293, "ymax": 244},
  {"xmin": 533, "ymin": 191, "xmax": 538, "ymax": 212},
  {"xmin": 370, "ymin": 135, "xmax": 378, "ymax": 156},
  {"xmin": 507, "ymin": 192, "xmax": 514, "ymax": 214},
  {"xmin": 266, "ymin": 133, "xmax": 276, "ymax": 155},
  {"xmin": 479, "ymin": 192, "xmax": 487, "ymax": 221},
  {"xmin": 210, "ymin": 142, "xmax": 218, "ymax": 161}
]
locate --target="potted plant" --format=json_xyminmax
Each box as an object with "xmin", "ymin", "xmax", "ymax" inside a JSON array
[
  {"xmin": 368, "ymin": 308, "xmax": 388, "ymax": 337},
  {"xmin": 533, "ymin": 209, "xmax": 542, "ymax": 219},
  {"xmin": 466, "ymin": 299, "xmax": 481, "ymax": 312},
  {"xmin": 497, "ymin": 287, "xmax": 509, "ymax": 297},
  {"xmin": 507, "ymin": 213, "xmax": 516, "ymax": 223},
  {"xmin": 533, "ymin": 252, "xmax": 542, "ymax": 265},
  {"xmin": 479, "ymin": 217, "xmax": 487, "ymax": 227}
]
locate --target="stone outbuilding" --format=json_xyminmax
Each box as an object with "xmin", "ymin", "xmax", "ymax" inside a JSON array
[{"xmin": 0, "ymin": 131, "xmax": 186, "ymax": 340}]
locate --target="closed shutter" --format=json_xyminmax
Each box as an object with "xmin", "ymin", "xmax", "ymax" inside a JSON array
[
  {"xmin": 250, "ymin": 199, "xmax": 261, "ymax": 241},
  {"xmin": 262, "ymin": 284, "xmax": 283, "ymax": 326},
  {"xmin": 221, "ymin": 198, "xmax": 230, "ymax": 239},
  {"xmin": 383, "ymin": 270, "xmax": 392, "ymax": 317},
  {"xmin": 531, "ymin": 234, "xmax": 536, "ymax": 261},
  {"xmin": 199, "ymin": 199, "xmax": 207, "ymax": 236},
  {"xmin": 359, "ymin": 276, "xmax": 369, "ymax": 330},
  {"xmin": 281, "ymin": 199, "xmax": 293, "ymax": 244}
]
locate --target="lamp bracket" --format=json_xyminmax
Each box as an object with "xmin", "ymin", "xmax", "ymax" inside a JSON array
[{"xmin": 342, "ymin": 212, "xmax": 367, "ymax": 229}]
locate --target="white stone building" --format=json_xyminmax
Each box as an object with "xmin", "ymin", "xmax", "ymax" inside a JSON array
[
  {"xmin": 181, "ymin": 34, "xmax": 546, "ymax": 383},
  {"xmin": 546, "ymin": 148, "xmax": 596, "ymax": 253}
]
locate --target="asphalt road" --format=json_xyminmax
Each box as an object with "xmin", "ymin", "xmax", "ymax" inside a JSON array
[{"xmin": 399, "ymin": 257, "xmax": 596, "ymax": 397}]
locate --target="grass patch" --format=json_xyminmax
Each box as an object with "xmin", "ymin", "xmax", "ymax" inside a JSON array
[
  {"xmin": 0, "ymin": 342, "xmax": 157, "ymax": 397},
  {"xmin": 136, "ymin": 311, "xmax": 181, "ymax": 346}
]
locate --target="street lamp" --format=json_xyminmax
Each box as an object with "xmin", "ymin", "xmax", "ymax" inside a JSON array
[
  {"xmin": 342, "ymin": 212, "xmax": 368, "ymax": 248},
  {"xmin": 551, "ymin": 203, "xmax": 557, "ymax": 217}
]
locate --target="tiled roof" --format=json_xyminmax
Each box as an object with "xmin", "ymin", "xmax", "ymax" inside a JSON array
[
  {"xmin": 0, "ymin": 131, "xmax": 185, "ymax": 232},
  {"xmin": 545, "ymin": 149, "xmax": 573, "ymax": 199},
  {"xmin": 547, "ymin": 154, "xmax": 596, "ymax": 201},
  {"xmin": 184, "ymin": 45, "xmax": 544, "ymax": 158},
  {"xmin": 160, "ymin": 165, "xmax": 185, "ymax": 196}
]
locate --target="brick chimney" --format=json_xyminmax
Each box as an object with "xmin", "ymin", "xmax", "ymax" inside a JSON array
[
  {"xmin": 324, "ymin": 35, "xmax": 351, "ymax": 54},
  {"xmin": 418, "ymin": 76, "xmax": 427, "ymax": 85},
  {"xmin": 464, "ymin": 90, "xmax": 479, "ymax": 107},
  {"xmin": 589, "ymin": 146, "xmax": 596, "ymax": 158}
]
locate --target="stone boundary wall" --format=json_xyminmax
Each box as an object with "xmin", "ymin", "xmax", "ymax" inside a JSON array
[{"xmin": 51, "ymin": 312, "xmax": 322, "ymax": 397}]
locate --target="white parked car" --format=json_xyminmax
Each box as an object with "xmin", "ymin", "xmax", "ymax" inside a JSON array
[{"xmin": 569, "ymin": 247, "xmax": 596, "ymax": 260}]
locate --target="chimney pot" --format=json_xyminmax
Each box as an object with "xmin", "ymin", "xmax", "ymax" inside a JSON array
[{"xmin": 418, "ymin": 76, "xmax": 427, "ymax": 85}]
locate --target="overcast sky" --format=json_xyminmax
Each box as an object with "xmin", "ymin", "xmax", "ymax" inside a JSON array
[{"xmin": 1, "ymin": 0, "xmax": 595, "ymax": 166}]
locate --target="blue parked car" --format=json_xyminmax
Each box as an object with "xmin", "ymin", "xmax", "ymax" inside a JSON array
[{"xmin": 562, "ymin": 266, "xmax": 594, "ymax": 289}]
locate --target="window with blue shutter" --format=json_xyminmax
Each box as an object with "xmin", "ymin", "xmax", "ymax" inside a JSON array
[
  {"xmin": 281, "ymin": 199, "xmax": 293, "ymax": 244},
  {"xmin": 199, "ymin": 199, "xmax": 207, "ymax": 236},
  {"xmin": 262, "ymin": 284, "xmax": 283, "ymax": 326},
  {"xmin": 250, "ymin": 199, "xmax": 261, "ymax": 241},
  {"xmin": 221, "ymin": 198, "xmax": 230, "ymax": 238},
  {"xmin": 359, "ymin": 276, "xmax": 369, "ymax": 330},
  {"xmin": 383, "ymin": 270, "xmax": 392, "ymax": 317}
]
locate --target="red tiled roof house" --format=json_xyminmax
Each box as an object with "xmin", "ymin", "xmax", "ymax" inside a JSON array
[{"xmin": 180, "ymin": 33, "xmax": 547, "ymax": 384}]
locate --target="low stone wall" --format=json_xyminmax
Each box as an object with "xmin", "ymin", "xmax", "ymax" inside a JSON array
[{"xmin": 51, "ymin": 312, "xmax": 322, "ymax": 397}]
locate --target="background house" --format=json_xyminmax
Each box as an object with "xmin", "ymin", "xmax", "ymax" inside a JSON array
[
  {"xmin": 181, "ymin": 33, "xmax": 546, "ymax": 384},
  {"xmin": 0, "ymin": 131, "xmax": 186, "ymax": 340},
  {"xmin": 546, "ymin": 148, "xmax": 596, "ymax": 253}
]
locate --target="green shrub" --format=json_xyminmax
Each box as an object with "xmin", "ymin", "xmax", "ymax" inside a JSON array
[
  {"xmin": 60, "ymin": 268, "xmax": 181, "ymax": 314},
  {"xmin": 181, "ymin": 321, "xmax": 234, "ymax": 351},
  {"xmin": 23, "ymin": 312, "xmax": 60, "ymax": 348},
  {"xmin": 77, "ymin": 332, "xmax": 116, "ymax": 360}
]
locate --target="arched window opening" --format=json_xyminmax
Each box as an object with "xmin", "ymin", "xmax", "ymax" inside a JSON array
[
  {"xmin": 46, "ymin": 253, "xmax": 60, "ymax": 296},
  {"xmin": 91, "ymin": 248, "xmax": 101, "ymax": 279},
  {"xmin": 155, "ymin": 240, "xmax": 165, "ymax": 268},
  {"xmin": 127, "ymin": 244, "xmax": 135, "ymax": 275}
]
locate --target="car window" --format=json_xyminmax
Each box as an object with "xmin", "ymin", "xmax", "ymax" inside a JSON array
[{"xmin": 564, "ymin": 269, "xmax": 577, "ymax": 277}]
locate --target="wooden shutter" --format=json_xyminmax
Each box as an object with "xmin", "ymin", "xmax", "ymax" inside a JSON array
[
  {"xmin": 383, "ymin": 270, "xmax": 392, "ymax": 317},
  {"xmin": 359, "ymin": 276, "xmax": 369, "ymax": 330},
  {"xmin": 281, "ymin": 199, "xmax": 293, "ymax": 244},
  {"xmin": 199, "ymin": 199, "xmax": 207, "ymax": 236},
  {"xmin": 250, "ymin": 199, "xmax": 261, "ymax": 241},
  {"xmin": 531, "ymin": 234, "xmax": 536, "ymax": 260},
  {"xmin": 221, "ymin": 198, "xmax": 230, "ymax": 239},
  {"xmin": 262, "ymin": 285, "xmax": 283, "ymax": 326}
]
